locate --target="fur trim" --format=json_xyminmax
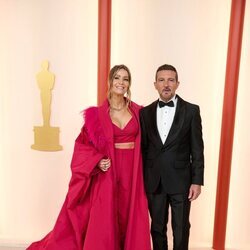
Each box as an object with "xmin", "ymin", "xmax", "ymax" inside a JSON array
[{"xmin": 83, "ymin": 107, "xmax": 108, "ymax": 154}]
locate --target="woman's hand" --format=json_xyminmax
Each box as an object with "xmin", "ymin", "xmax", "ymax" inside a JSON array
[{"xmin": 98, "ymin": 158, "xmax": 111, "ymax": 172}]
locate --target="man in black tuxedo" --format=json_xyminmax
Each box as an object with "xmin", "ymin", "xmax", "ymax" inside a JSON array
[{"xmin": 140, "ymin": 64, "xmax": 204, "ymax": 250}]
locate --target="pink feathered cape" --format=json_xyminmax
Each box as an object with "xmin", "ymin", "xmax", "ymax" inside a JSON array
[{"xmin": 27, "ymin": 100, "xmax": 151, "ymax": 250}]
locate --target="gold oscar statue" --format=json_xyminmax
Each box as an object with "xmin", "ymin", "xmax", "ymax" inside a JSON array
[{"xmin": 31, "ymin": 60, "xmax": 63, "ymax": 151}]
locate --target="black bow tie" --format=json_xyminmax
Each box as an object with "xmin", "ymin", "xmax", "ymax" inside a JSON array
[{"xmin": 159, "ymin": 100, "xmax": 174, "ymax": 108}]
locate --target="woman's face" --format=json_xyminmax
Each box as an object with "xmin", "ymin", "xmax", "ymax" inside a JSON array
[{"xmin": 110, "ymin": 69, "xmax": 130, "ymax": 96}]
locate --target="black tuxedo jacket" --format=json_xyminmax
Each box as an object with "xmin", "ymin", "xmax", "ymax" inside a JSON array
[{"xmin": 140, "ymin": 95, "xmax": 204, "ymax": 194}]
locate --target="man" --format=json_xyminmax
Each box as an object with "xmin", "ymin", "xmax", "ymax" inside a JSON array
[{"xmin": 140, "ymin": 64, "xmax": 204, "ymax": 250}]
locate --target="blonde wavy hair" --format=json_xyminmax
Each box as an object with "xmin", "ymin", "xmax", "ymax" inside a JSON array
[{"xmin": 107, "ymin": 64, "xmax": 131, "ymax": 105}]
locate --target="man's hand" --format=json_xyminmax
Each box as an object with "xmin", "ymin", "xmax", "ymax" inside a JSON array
[{"xmin": 188, "ymin": 184, "xmax": 201, "ymax": 201}]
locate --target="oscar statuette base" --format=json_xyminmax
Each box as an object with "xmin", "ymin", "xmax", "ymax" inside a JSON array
[{"xmin": 31, "ymin": 126, "xmax": 63, "ymax": 151}]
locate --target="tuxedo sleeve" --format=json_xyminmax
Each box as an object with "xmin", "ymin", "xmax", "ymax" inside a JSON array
[{"xmin": 190, "ymin": 106, "xmax": 204, "ymax": 185}]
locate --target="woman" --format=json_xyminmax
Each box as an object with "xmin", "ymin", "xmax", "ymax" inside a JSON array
[{"xmin": 27, "ymin": 65, "xmax": 151, "ymax": 250}]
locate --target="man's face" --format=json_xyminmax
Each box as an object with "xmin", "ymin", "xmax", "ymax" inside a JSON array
[{"xmin": 154, "ymin": 70, "xmax": 179, "ymax": 102}]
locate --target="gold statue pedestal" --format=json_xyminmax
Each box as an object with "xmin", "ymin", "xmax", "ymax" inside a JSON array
[{"xmin": 31, "ymin": 126, "xmax": 63, "ymax": 151}]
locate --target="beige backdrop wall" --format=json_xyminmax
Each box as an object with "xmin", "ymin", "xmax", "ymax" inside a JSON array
[
  {"xmin": 0, "ymin": 0, "xmax": 98, "ymax": 246},
  {"xmin": 0, "ymin": 0, "xmax": 249, "ymax": 249}
]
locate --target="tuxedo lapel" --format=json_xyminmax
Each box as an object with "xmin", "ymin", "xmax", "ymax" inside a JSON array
[
  {"xmin": 164, "ymin": 96, "xmax": 185, "ymax": 147},
  {"xmin": 148, "ymin": 100, "xmax": 163, "ymax": 147}
]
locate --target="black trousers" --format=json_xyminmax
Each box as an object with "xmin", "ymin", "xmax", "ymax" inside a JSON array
[{"xmin": 147, "ymin": 185, "xmax": 191, "ymax": 250}]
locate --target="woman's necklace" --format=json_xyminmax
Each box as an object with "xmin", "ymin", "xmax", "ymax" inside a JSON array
[
  {"xmin": 110, "ymin": 102, "xmax": 126, "ymax": 111},
  {"xmin": 110, "ymin": 105, "xmax": 125, "ymax": 111}
]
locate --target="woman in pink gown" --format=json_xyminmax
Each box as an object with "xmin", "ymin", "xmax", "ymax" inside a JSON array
[{"xmin": 27, "ymin": 65, "xmax": 151, "ymax": 250}]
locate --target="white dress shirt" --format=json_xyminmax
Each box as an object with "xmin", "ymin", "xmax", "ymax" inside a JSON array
[{"xmin": 156, "ymin": 95, "xmax": 178, "ymax": 144}]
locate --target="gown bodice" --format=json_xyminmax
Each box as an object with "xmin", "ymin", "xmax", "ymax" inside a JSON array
[{"xmin": 112, "ymin": 115, "xmax": 138, "ymax": 143}]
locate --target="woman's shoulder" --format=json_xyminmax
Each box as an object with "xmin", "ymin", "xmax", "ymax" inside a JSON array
[
  {"xmin": 81, "ymin": 106, "xmax": 99, "ymax": 127},
  {"xmin": 130, "ymin": 100, "xmax": 143, "ymax": 111},
  {"xmin": 84, "ymin": 106, "xmax": 98, "ymax": 118}
]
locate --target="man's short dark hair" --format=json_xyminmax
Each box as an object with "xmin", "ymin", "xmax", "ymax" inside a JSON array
[{"xmin": 155, "ymin": 64, "xmax": 178, "ymax": 82}]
